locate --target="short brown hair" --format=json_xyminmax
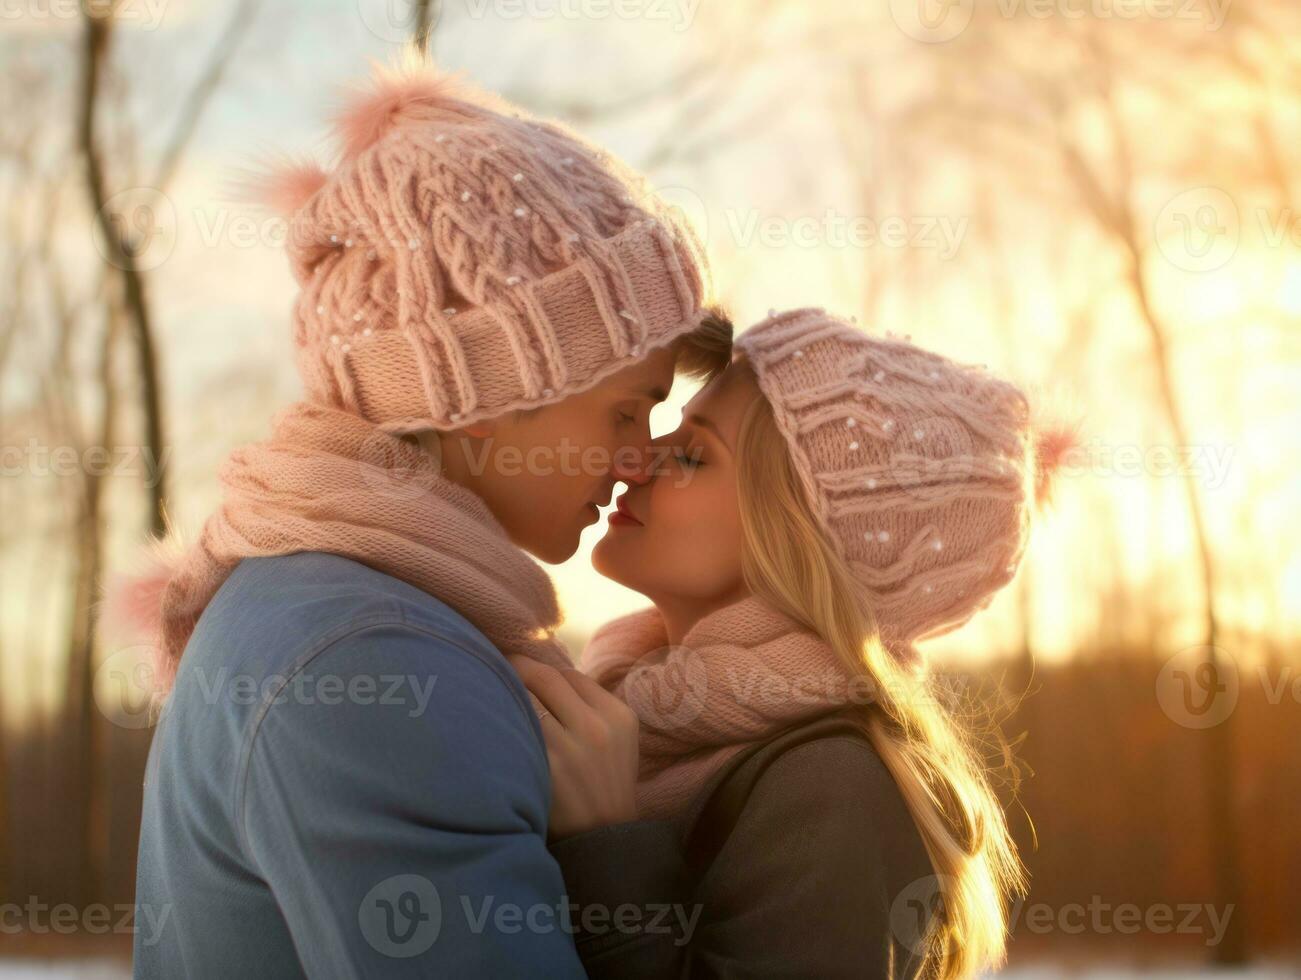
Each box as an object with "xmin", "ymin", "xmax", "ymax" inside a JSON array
[{"xmin": 670, "ymin": 305, "xmax": 734, "ymax": 383}]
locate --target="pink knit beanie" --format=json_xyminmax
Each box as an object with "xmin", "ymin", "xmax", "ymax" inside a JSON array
[
  {"xmin": 251, "ymin": 58, "xmax": 712, "ymax": 433},
  {"xmin": 735, "ymin": 308, "xmax": 1075, "ymax": 659}
]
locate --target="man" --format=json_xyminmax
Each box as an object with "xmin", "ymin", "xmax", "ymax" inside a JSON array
[{"xmin": 127, "ymin": 59, "xmax": 729, "ymax": 977}]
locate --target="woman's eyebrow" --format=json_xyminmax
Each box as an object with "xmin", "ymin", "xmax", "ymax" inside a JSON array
[{"xmin": 685, "ymin": 413, "xmax": 731, "ymax": 453}]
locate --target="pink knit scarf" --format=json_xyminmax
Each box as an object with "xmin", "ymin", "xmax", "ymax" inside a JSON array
[
  {"xmin": 583, "ymin": 596, "xmax": 863, "ymax": 819},
  {"xmin": 113, "ymin": 401, "xmax": 573, "ymax": 695}
]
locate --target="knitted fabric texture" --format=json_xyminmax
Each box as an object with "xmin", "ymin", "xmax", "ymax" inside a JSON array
[
  {"xmin": 110, "ymin": 402, "xmax": 572, "ymax": 697},
  {"xmin": 736, "ymin": 307, "xmax": 1047, "ymax": 659},
  {"xmin": 584, "ymin": 595, "xmax": 862, "ymax": 819},
  {"xmin": 257, "ymin": 61, "xmax": 713, "ymax": 434}
]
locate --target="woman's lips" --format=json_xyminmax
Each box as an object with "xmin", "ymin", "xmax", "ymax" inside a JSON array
[{"xmin": 609, "ymin": 496, "xmax": 643, "ymax": 527}]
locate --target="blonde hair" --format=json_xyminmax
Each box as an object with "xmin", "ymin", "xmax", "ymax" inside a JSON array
[{"xmin": 734, "ymin": 375, "xmax": 1027, "ymax": 979}]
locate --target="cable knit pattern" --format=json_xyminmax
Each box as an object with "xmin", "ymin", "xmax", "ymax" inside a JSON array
[
  {"xmin": 139, "ymin": 403, "xmax": 573, "ymax": 695},
  {"xmin": 266, "ymin": 61, "xmax": 712, "ymax": 434},
  {"xmin": 584, "ymin": 596, "xmax": 860, "ymax": 820},
  {"xmin": 736, "ymin": 308, "xmax": 1043, "ymax": 659}
]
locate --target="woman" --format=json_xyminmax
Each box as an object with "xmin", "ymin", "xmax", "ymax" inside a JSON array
[{"xmin": 510, "ymin": 307, "xmax": 1072, "ymax": 979}]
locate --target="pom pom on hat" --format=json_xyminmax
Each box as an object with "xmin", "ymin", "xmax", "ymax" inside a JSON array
[
  {"xmin": 97, "ymin": 535, "xmax": 185, "ymax": 646},
  {"xmin": 229, "ymin": 156, "xmax": 329, "ymax": 218},
  {"xmin": 97, "ymin": 535, "xmax": 189, "ymax": 698},
  {"xmin": 332, "ymin": 48, "xmax": 502, "ymax": 163},
  {"xmin": 1032, "ymin": 421, "xmax": 1081, "ymax": 508}
]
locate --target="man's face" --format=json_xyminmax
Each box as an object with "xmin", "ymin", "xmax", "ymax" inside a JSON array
[{"xmin": 436, "ymin": 346, "xmax": 677, "ymax": 563}]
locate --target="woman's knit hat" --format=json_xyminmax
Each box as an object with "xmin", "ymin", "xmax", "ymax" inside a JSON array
[
  {"xmin": 251, "ymin": 56, "xmax": 712, "ymax": 434},
  {"xmin": 736, "ymin": 308, "xmax": 1075, "ymax": 659}
]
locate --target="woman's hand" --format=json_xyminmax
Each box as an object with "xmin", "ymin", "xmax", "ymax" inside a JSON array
[{"xmin": 507, "ymin": 655, "xmax": 640, "ymax": 841}]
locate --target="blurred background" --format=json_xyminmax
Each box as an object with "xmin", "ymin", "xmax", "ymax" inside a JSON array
[{"xmin": 1, "ymin": 0, "xmax": 1299, "ymax": 975}]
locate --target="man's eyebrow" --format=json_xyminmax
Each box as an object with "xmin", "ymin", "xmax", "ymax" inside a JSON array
[{"xmin": 627, "ymin": 384, "xmax": 670, "ymax": 402}]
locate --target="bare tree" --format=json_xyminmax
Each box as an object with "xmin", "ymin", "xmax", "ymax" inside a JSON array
[{"xmin": 873, "ymin": 9, "xmax": 1261, "ymax": 961}]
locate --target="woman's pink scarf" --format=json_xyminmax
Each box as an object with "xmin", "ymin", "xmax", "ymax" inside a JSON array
[
  {"xmin": 583, "ymin": 596, "xmax": 864, "ymax": 819},
  {"xmin": 106, "ymin": 401, "xmax": 572, "ymax": 696}
]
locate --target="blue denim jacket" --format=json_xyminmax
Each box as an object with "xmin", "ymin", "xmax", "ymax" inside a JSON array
[{"xmin": 133, "ymin": 551, "xmax": 586, "ymax": 978}]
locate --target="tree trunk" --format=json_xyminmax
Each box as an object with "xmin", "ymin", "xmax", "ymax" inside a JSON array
[
  {"xmin": 1120, "ymin": 238, "xmax": 1246, "ymax": 965},
  {"xmin": 78, "ymin": 9, "xmax": 169, "ymax": 537}
]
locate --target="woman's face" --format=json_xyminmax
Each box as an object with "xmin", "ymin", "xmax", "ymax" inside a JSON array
[{"xmin": 592, "ymin": 360, "xmax": 764, "ymax": 611}]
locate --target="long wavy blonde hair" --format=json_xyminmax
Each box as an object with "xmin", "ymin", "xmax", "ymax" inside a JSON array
[{"xmin": 733, "ymin": 362, "xmax": 1027, "ymax": 979}]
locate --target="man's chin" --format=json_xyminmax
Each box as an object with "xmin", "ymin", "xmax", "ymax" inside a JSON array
[
  {"xmin": 520, "ymin": 525, "xmax": 584, "ymax": 565},
  {"xmin": 527, "ymin": 539, "xmax": 578, "ymax": 565}
]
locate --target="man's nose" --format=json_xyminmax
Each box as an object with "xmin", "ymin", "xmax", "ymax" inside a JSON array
[{"xmin": 613, "ymin": 444, "xmax": 655, "ymax": 485}]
